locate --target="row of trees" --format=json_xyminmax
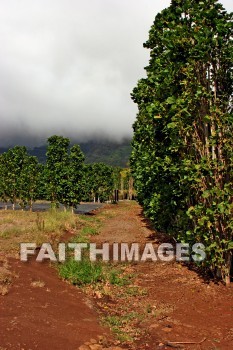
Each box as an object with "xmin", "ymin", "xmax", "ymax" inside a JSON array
[
  {"xmin": 0, "ymin": 136, "xmax": 133, "ymax": 211},
  {"xmin": 131, "ymin": 0, "xmax": 233, "ymax": 283},
  {"xmin": 0, "ymin": 146, "xmax": 42, "ymax": 210}
]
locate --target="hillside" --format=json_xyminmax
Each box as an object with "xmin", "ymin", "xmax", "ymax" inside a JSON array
[
  {"xmin": 0, "ymin": 139, "xmax": 132, "ymax": 167},
  {"xmin": 78, "ymin": 139, "xmax": 131, "ymax": 167}
]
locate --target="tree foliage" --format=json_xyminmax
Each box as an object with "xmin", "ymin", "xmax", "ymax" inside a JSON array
[
  {"xmin": 0, "ymin": 146, "xmax": 41, "ymax": 209},
  {"xmin": 83, "ymin": 163, "xmax": 114, "ymax": 202},
  {"xmin": 45, "ymin": 135, "xmax": 85, "ymax": 210},
  {"xmin": 131, "ymin": 0, "xmax": 233, "ymax": 283},
  {"xmin": 0, "ymin": 135, "xmax": 133, "ymax": 215}
]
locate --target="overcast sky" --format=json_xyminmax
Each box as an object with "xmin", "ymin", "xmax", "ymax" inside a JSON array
[{"xmin": 0, "ymin": 0, "xmax": 232, "ymax": 147}]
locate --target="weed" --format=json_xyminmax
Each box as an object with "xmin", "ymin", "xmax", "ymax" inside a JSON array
[
  {"xmin": 107, "ymin": 269, "xmax": 130, "ymax": 286},
  {"xmin": 103, "ymin": 313, "xmax": 140, "ymax": 343},
  {"xmin": 42, "ymin": 210, "xmax": 77, "ymax": 233},
  {"xmin": 115, "ymin": 333, "xmax": 133, "ymax": 343},
  {"xmin": 58, "ymin": 258, "xmax": 104, "ymax": 286},
  {"xmin": 105, "ymin": 315, "xmax": 123, "ymax": 327},
  {"xmin": 0, "ymin": 227, "xmax": 23, "ymax": 239},
  {"xmin": 36, "ymin": 213, "xmax": 45, "ymax": 231},
  {"xmin": 145, "ymin": 304, "xmax": 152, "ymax": 314},
  {"xmin": 71, "ymin": 234, "xmax": 89, "ymax": 244},
  {"xmin": 81, "ymin": 226, "xmax": 98, "ymax": 236},
  {"xmin": 125, "ymin": 286, "xmax": 140, "ymax": 296},
  {"xmin": 79, "ymin": 215, "xmax": 95, "ymax": 222}
]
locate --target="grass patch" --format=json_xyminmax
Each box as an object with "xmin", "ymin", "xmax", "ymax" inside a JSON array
[
  {"xmin": 107, "ymin": 268, "xmax": 131, "ymax": 286},
  {"xmin": 125, "ymin": 286, "xmax": 148, "ymax": 297},
  {"xmin": 80, "ymin": 226, "xmax": 98, "ymax": 236},
  {"xmin": 58, "ymin": 258, "xmax": 104, "ymax": 286},
  {"xmin": 78, "ymin": 214, "xmax": 95, "ymax": 222},
  {"xmin": 103, "ymin": 315, "xmax": 134, "ymax": 342},
  {"xmin": 0, "ymin": 209, "xmax": 81, "ymax": 254},
  {"xmin": 35, "ymin": 210, "xmax": 78, "ymax": 233},
  {"xmin": 58, "ymin": 255, "xmax": 133, "ymax": 289},
  {"xmin": 0, "ymin": 227, "xmax": 23, "ymax": 239},
  {"xmin": 71, "ymin": 235, "xmax": 90, "ymax": 244},
  {"xmin": 103, "ymin": 312, "xmax": 144, "ymax": 342}
]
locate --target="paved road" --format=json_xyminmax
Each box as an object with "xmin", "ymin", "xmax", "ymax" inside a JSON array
[{"xmin": 0, "ymin": 202, "xmax": 103, "ymax": 214}]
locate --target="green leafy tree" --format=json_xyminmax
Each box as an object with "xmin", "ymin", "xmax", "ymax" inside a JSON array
[
  {"xmin": 0, "ymin": 147, "xmax": 42, "ymax": 210},
  {"xmin": 119, "ymin": 169, "xmax": 134, "ymax": 200},
  {"xmin": 131, "ymin": 0, "xmax": 233, "ymax": 284},
  {"xmin": 45, "ymin": 136, "xmax": 85, "ymax": 211},
  {"xmin": 18, "ymin": 156, "xmax": 41, "ymax": 210},
  {"xmin": 0, "ymin": 146, "xmax": 28, "ymax": 209},
  {"xmin": 45, "ymin": 135, "xmax": 70, "ymax": 207},
  {"xmin": 84, "ymin": 163, "xmax": 114, "ymax": 202},
  {"xmin": 0, "ymin": 155, "xmax": 9, "ymax": 209},
  {"xmin": 63, "ymin": 144, "xmax": 85, "ymax": 211},
  {"xmin": 81, "ymin": 164, "xmax": 94, "ymax": 202},
  {"xmin": 36, "ymin": 164, "xmax": 47, "ymax": 200},
  {"xmin": 113, "ymin": 167, "xmax": 121, "ymax": 191}
]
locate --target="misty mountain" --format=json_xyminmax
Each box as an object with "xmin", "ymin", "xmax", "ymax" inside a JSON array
[{"xmin": 0, "ymin": 139, "xmax": 132, "ymax": 168}]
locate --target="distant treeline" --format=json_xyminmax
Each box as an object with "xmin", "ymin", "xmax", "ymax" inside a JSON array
[
  {"xmin": 0, "ymin": 135, "xmax": 134, "ymax": 211},
  {"xmin": 0, "ymin": 138, "xmax": 132, "ymax": 167}
]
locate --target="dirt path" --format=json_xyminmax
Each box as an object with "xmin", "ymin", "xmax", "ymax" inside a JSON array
[
  {"xmin": 91, "ymin": 201, "xmax": 233, "ymax": 350},
  {"xmin": 0, "ymin": 201, "xmax": 233, "ymax": 350},
  {"xmin": 0, "ymin": 257, "xmax": 111, "ymax": 350}
]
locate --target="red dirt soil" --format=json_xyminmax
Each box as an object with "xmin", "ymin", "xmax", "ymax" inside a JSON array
[
  {"xmin": 92, "ymin": 202, "xmax": 233, "ymax": 350},
  {"xmin": 0, "ymin": 258, "xmax": 110, "ymax": 350},
  {"xmin": 0, "ymin": 201, "xmax": 233, "ymax": 350}
]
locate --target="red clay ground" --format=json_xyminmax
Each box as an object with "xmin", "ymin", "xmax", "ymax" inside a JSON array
[
  {"xmin": 91, "ymin": 202, "xmax": 233, "ymax": 350},
  {"xmin": 0, "ymin": 201, "xmax": 233, "ymax": 350},
  {"xmin": 0, "ymin": 257, "xmax": 111, "ymax": 350}
]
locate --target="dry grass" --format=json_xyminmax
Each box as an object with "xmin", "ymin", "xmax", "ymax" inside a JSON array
[
  {"xmin": 0, "ymin": 209, "xmax": 81, "ymax": 256},
  {"xmin": 30, "ymin": 280, "xmax": 45, "ymax": 288},
  {"xmin": 0, "ymin": 285, "xmax": 9, "ymax": 296},
  {"xmin": 0, "ymin": 209, "xmax": 84, "ymax": 294},
  {"xmin": 0, "ymin": 259, "xmax": 16, "ymax": 295},
  {"xmin": 0, "ymin": 204, "xmax": 111, "ymax": 295}
]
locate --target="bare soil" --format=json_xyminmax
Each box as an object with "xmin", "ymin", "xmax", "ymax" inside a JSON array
[
  {"xmin": 90, "ymin": 202, "xmax": 233, "ymax": 350},
  {"xmin": 0, "ymin": 201, "xmax": 233, "ymax": 350},
  {"xmin": 0, "ymin": 257, "xmax": 111, "ymax": 349}
]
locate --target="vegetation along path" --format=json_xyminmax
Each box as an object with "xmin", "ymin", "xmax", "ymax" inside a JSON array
[{"xmin": 0, "ymin": 201, "xmax": 233, "ymax": 349}]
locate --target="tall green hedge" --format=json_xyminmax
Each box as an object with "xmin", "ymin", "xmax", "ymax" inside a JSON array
[{"xmin": 131, "ymin": 0, "xmax": 233, "ymax": 284}]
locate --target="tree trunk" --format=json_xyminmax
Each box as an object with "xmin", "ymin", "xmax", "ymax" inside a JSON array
[{"xmin": 225, "ymin": 251, "xmax": 232, "ymax": 287}]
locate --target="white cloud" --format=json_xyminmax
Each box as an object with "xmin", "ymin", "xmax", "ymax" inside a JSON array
[{"xmin": 0, "ymin": 0, "xmax": 232, "ymax": 146}]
